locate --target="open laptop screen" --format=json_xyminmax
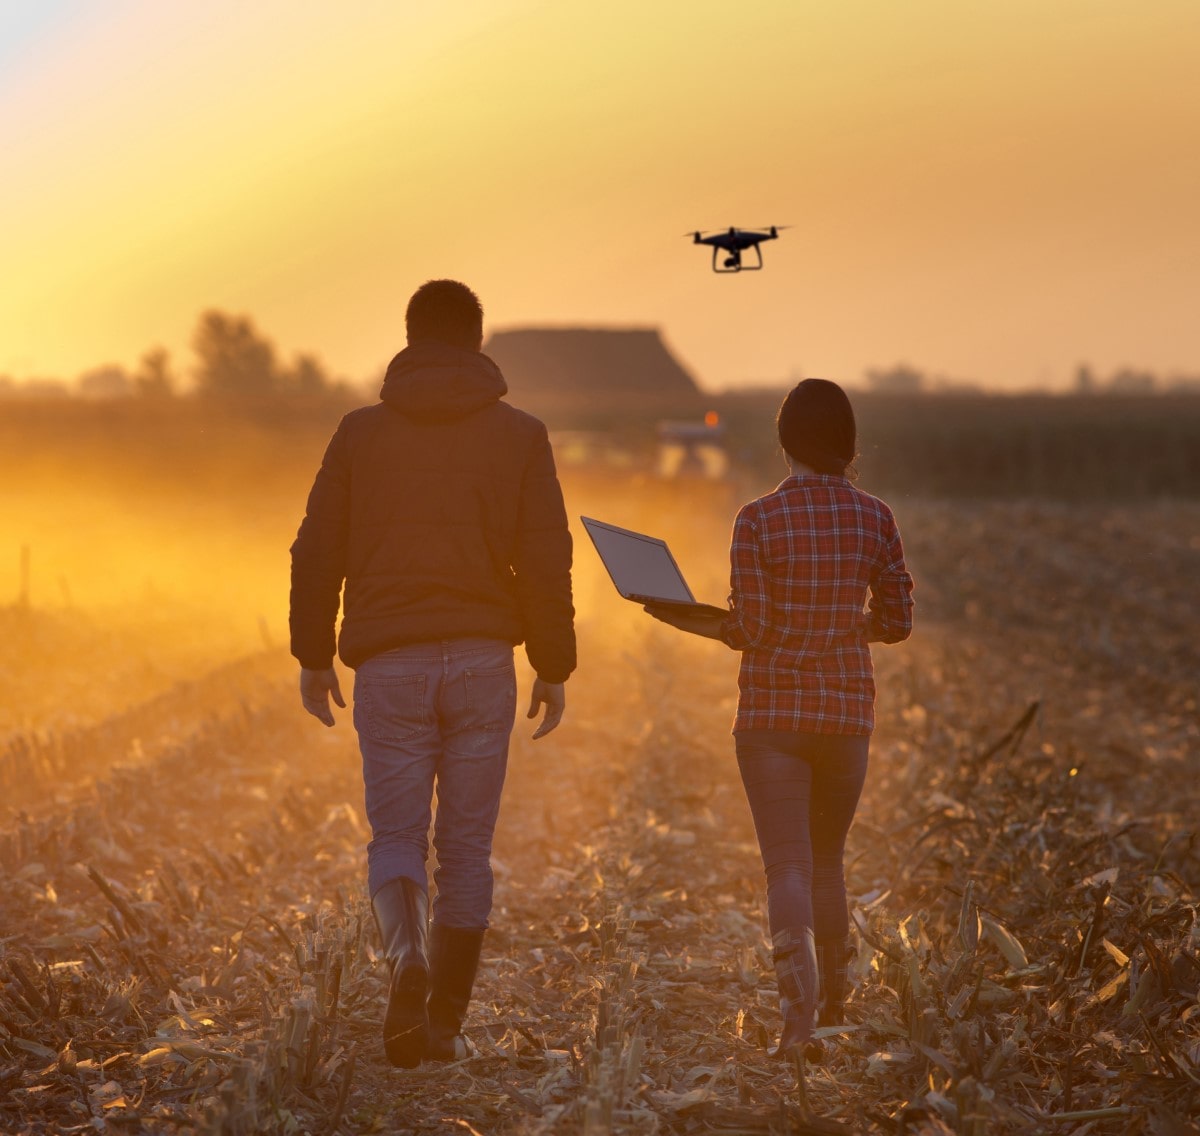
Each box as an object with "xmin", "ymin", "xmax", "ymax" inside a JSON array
[{"xmin": 580, "ymin": 516, "xmax": 696, "ymax": 603}]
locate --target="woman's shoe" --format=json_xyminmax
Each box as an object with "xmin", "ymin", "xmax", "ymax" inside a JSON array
[
  {"xmin": 770, "ymin": 926, "xmax": 818, "ymax": 1058},
  {"xmin": 816, "ymin": 936, "xmax": 852, "ymax": 1028}
]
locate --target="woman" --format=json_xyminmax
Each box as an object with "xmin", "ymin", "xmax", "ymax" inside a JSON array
[{"xmin": 646, "ymin": 378, "xmax": 914, "ymax": 1057}]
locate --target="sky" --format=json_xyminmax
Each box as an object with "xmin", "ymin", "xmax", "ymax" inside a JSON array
[{"xmin": 1, "ymin": 0, "xmax": 1198, "ymax": 392}]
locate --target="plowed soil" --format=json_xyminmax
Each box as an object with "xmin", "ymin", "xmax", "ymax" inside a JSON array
[{"xmin": 2, "ymin": 495, "xmax": 1197, "ymax": 1135}]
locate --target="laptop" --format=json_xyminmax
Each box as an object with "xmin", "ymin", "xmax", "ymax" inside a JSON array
[{"xmin": 580, "ymin": 516, "xmax": 728, "ymax": 617}]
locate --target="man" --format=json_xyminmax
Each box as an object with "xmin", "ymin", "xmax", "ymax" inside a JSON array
[{"xmin": 289, "ymin": 279, "xmax": 576, "ymax": 1067}]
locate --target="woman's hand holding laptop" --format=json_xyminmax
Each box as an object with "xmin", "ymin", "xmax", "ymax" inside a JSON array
[{"xmin": 642, "ymin": 601, "xmax": 728, "ymax": 641}]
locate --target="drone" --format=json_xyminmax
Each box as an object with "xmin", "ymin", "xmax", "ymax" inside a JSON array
[{"xmin": 687, "ymin": 226, "xmax": 789, "ymax": 273}]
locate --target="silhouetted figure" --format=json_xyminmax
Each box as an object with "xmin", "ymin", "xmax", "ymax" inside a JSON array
[
  {"xmin": 289, "ymin": 280, "xmax": 576, "ymax": 1066},
  {"xmin": 645, "ymin": 379, "xmax": 914, "ymax": 1060}
]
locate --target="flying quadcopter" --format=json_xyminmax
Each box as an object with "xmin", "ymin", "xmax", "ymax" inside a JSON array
[{"xmin": 687, "ymin": 225, "xmax": 790, "ymax": 273}]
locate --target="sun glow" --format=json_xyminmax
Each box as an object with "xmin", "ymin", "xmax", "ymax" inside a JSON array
[{"xmin": 1, "ymin": 0, "xmax": 1199, "ymax": 389}]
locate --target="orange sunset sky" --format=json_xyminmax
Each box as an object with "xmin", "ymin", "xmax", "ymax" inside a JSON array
[{"xmin": 1, "ymin": 0, "xmax": 1198, "ymax": 392}]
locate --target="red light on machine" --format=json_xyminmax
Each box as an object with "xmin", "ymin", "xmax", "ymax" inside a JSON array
[{"xmin": 704, "ymin": 410, "xmax": 720, "ymax": 428}]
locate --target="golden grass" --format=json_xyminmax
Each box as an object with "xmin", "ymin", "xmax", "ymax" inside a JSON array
[{"xmin": 0, "ymin": 474, "xmax": 1196, "ymax": 1134}]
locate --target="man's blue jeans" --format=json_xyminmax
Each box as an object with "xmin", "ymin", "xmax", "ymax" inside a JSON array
[{"xmin": 353, "ymin": 638, "xmax": 516, "ymax": 928}]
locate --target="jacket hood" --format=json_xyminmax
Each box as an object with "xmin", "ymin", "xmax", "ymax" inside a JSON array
[{"xmin": 380, "ymin": 342, "xmax": 508, "ymax": 421}]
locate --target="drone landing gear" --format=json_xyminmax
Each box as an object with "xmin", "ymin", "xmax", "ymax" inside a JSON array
[{"xmin": 711, "ymin": 244, "xmax": 763, "ymax": 273}]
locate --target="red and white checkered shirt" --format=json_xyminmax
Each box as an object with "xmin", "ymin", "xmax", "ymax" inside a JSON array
[{"xmin": 720, "ymin": 473, "xmax": 914, "ymax": 735}]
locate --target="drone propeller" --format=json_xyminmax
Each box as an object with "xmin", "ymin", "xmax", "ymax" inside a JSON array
[{"xmin": 683, "ymin": 225, "xmax": 793, "ymax": 237}]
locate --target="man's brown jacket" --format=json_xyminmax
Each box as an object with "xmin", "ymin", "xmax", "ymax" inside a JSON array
[{"xmin": 289, "ymin": 342, "xmax": 576, "ymax": 683}]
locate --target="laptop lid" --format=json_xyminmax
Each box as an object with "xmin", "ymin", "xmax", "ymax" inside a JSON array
[{"xmin": 580, "ymin": 516, "xmax": 698, "ymax": 603}]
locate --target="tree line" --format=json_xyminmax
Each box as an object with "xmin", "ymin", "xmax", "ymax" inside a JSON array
[
  {"xmin": 864, "ymin": 362, "xmax": 1200, "ymax": 396},
  {"xmin": 0, "ymin": 310, "xmax": 355, "ymax": 402}
]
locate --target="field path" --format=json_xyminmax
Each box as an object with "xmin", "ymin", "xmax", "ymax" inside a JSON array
[{"xmin": 2, "ymin": 501, "xmax": 1197, "ymax": 1133}]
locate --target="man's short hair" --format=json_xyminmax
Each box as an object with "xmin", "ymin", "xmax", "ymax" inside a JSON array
[{"xmin": 405, "ymin": 280, "xmax": 484, "ymax": 350}]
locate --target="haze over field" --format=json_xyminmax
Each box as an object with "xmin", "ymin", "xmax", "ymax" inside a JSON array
[{"xmin": 2, "ymin": 0, "xmax": 1199, "ymax": 390}]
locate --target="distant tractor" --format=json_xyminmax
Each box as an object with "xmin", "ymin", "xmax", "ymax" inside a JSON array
[
  {"xmin": 656, "ymin": 412, "xmax": 730, "ymax": 480},
  {"xmin": 547, "ymin": 430, "xmax": 638, "ymax": 472}
]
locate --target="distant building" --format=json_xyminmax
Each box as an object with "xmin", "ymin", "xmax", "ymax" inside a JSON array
[
  {"xmin": 78, "ymin": 365, "xmax": 133, "ymax": 400},
  {"xmin": 865, "ymin": 364, "xmax": 925, "ymax": 395},
  {"xmin": 483, "ymin": 327, "xmax": 704, "ymax": 422},
  {"xmin": 1108, "ymin": 368, "xmax": 1156, "ymax": 395},
  {"xmin": 0, "ymin": 377, "xmax": 70, "ymax": 400}
]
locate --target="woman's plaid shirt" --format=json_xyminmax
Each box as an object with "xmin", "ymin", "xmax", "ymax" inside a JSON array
[{"xmin": 720, "ymin": 473, "xmax": 914, "ymax": 735}]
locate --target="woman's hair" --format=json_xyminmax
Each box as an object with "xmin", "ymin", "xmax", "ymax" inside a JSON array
[{"xmin": 776, "ymin": 378, "xmax": 858, "ymax": 477}]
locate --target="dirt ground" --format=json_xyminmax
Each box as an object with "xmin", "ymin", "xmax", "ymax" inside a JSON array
[{"xmin": 1, "ymin": 486, "xmax": 1197, "ymax": 1135}]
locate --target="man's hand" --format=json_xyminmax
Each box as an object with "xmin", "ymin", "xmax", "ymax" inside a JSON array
[
  {"xmin": 643, "ymin": 603, "xmax": 727, "ymax": 641},
  {"xmin": 300, "ymin": 666, "xmax": 346, "ymax": 727},
  {"xmin": 527, "ymin": 678, "xmax": 565, "ymax": 740}
]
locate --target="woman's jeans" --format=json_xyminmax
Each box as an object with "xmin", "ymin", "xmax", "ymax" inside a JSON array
[
  {"xmin": 353, "ymin": 639, "xmax": 516, "ymax": 929},
  {"xmin": 735, "ymin": 730, "xmax": 869, "ymax": 947}
]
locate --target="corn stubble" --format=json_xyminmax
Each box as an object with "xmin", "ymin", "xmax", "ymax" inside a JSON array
[{"xmin": 0, "ymin": 500, "xmax": 1197, "ymax": 1134}]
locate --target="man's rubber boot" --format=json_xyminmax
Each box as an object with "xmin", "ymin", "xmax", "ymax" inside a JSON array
[
  {"xmin": 770, "ymin": 926, "xmax": 818, "ymax": 1058},
  {"xmin": 371, "ymin": 877, "xmax": 429, "ymax": 1068},
  {"xmin": 426, "ymin": 923, "xmax": 485, "ymax": 1061}
]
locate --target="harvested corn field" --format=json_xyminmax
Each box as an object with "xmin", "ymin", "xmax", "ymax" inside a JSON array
[{"xmin": 1, "ymin": 486, "xmax": 1198, "ymax": 1135}]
